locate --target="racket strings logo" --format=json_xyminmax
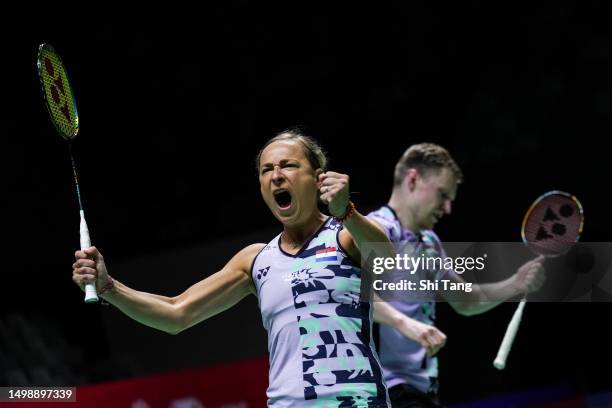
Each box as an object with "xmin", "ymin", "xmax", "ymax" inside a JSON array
[
  {"xmin": 42, "ymin": 56, "xmax": 72, "ymax": 122},
  {"xmin": 37, "ymin": 45, "xmax": 78, "ymax": 138},
  {"xmin": 535, "ymin": 204, "xmax": 576, "ymax": 242},
  {"xmin": 522, "ymin": 191, "xmax": 584, "ymax": 257}
]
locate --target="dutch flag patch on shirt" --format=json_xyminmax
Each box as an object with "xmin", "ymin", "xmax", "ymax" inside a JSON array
[{"xmin": 316, "ymin": 247, "xmax": 338, "ymax": 262}]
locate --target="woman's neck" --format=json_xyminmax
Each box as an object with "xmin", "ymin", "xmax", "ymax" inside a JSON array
[{"xmin": 281, "ymin": 211, "xmax": 327, "ymax": 251}]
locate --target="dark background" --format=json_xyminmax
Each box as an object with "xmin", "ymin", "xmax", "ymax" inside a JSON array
[{"xmin": 1, "ymin": 2, "xmax": 610, "ymax": 404}]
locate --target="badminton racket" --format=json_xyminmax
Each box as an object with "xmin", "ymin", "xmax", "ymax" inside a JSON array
[
  {"xmin": 494, "ymin": 191, "xmax": 583, "ymax": 369},
  {"xmin": 37, "ymin": 43, "xmax": 98, "ymax": 303}
]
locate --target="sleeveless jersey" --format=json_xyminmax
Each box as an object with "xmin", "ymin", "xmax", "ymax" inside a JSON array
[{"xmin": 252, "ymin": 217, "xmax": 390, "ymax": 407}]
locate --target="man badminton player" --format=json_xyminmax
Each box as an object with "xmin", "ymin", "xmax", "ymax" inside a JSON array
[
  {"xmin": 73, "ymin": 130, "xmax": 411, "ymax": 406},
  {"xmin": 368, "ymin": 143, "xmax": 546, "ymax": 407}
]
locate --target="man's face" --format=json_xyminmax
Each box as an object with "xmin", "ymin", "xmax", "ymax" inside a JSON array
[
  {"xmin": 409, "ymin": 167, "xmax": 457, "ymax": 231},
  {"xmin": 258, "ymin": 140, "xmax": 321, "ymax": 226}
]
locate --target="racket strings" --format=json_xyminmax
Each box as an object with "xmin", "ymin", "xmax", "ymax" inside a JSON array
[
  {"xmin": 37, "ymin": 46, "xmax": 79, "ymax": 139},
  {"xmin": 522, "ymin": 193, "xmax": 584, "ymax": 257}
]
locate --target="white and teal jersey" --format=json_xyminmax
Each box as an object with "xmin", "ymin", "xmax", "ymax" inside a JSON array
[
  {"xmin": 252, "ymin": 217, "xmax": 390, "ymax": 407},
  {"xmin": 368, "ymin": 205, "xmax": 453, "ymax": 395}
]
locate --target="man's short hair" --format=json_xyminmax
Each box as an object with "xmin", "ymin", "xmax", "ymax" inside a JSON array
[{"xmin": 393, "ymin": 143, "xmax": 463, "ymax": 186}]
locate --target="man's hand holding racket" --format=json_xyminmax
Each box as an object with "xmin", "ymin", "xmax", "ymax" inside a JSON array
[{"xmin": 512, "ymin": 255, "xmax": 547, "ymax": 294}]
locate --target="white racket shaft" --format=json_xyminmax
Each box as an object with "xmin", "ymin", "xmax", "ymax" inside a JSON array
[
  {"xmin": 80, "ymin": 210, "xmax": 99, "ymax": 303},
  {"xmin": 493, "ymin": 297, "xmax": 526, "ymax": 370}
]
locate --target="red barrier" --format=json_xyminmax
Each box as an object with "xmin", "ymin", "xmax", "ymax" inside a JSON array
[{"xmin": 5, "ymin": 358, "xmax": 269, "ymax": 408}]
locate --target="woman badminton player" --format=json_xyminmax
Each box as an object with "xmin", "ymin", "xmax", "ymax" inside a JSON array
[{"xmin": 72, "ymin": 130, "xmax": 395, "ymax": 406}]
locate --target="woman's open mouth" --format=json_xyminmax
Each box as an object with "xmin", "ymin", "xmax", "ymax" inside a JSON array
[{"xmin": 273, "ymin": 189, "xmax": 293, "ymax": 210}]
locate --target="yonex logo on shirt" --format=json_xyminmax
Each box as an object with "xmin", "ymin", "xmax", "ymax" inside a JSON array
[{"xmin": 256, "ymin": 266, "xmax": 270, "ymax": 280}]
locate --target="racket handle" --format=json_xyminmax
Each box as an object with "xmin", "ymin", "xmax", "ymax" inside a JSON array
[
  {"xmin": 493, "ymin": 297, "xmax": 526, "ymax": 370},
  {"xmin": 80, "ymin": 210, "xmax": 99, "ymax": 303}
]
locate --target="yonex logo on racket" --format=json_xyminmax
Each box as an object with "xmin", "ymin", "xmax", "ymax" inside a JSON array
[
  {"xmin": 37, "ymin": 44, "xmax": 79, "ymax": 139},
  {"xmin": 522, "ymin": 191, "xmax": 584, "ymax": 257},
  {"xmin": 43, "ymin": 57, "xmax": 71, "ymax": 122},
  {"xmin": 535, "ymin": 204, "xmax": 576, "ymax": 241}
]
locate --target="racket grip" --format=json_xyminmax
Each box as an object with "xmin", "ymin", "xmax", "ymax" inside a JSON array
[
  {"xmin": 493, "ymin": 297, "xmax": 526, "ymax": 370},
  {"xmin": 80, "ymin": 210, "xmax": 99, "ymax": 303}
]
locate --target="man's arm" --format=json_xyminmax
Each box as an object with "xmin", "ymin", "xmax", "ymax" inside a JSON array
[
  {"xmin": 72, "ymin": 244, "xmax": 263, "ymax": 334},
  {"xmin": 373, "ymin": 297, "xmax": 447, "ymax": 357},
  {"xmin": 441, "ymin": 255, "xmax": 546, "ymax": 316}
]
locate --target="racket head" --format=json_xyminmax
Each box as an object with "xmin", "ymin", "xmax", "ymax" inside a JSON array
[
  {"xmin": 521, "ymin": 191, "xmax": 584, "ymax": 257},
  {"xmin": 36, "ymin": 43, "xmax": 79, "ymax": 140}
]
